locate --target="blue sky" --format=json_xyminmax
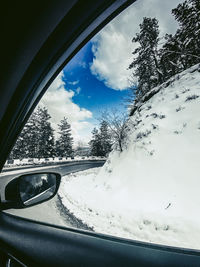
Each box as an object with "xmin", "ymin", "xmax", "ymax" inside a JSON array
[
  {"xmin": 63, "ymin": 41, "xmax": 130, "ymax": 120},
  {"xmin": 41, "ymin": 37, "xmax": 132, "ymax": 145}
]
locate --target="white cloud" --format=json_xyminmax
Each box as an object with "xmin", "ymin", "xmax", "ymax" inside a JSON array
[
  {"xmin": 68, "ymin": 80, "xmax": 79, "ymax": 85},
  {"xmin": 90, "ymin": 0, "xmax": 184, "ymax": 90},
  {"xmin": 40, "ymin": 72, "xmax": 93, "ymax": 145}
]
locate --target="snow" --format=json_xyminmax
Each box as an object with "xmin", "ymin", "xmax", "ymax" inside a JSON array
[
  {"xmin": 5, "ymin": 195, "xmax": 68, "ymax": 227},
  {"xmin": 4, "ymin": 156, "xmax": 103, "ymax": 169},
  {"xmin": 58, "ymin": 64, "xmax": 200, "ymax": 250}
]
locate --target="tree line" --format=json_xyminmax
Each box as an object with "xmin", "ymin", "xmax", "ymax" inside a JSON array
[
  {"xmin": 10, "ymin": 107, "xmax": 127, "ymax": 159},
  {"xmin": 10, "ymin": 106, "xmax": 73, "ymax": 159},
  {"xmin": 128, "ymin": 0, "xmax": 200, "ymax": 105}
]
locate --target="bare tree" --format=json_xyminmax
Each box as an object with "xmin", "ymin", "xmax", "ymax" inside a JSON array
[{"xmin": 99, "ymin": 110, "xmax": 128, "ymax": 152}]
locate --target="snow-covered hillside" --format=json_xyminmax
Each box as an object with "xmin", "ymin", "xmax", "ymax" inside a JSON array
[{"xmin": 59, "ymin": 64, "xmax": 200, "ymax": 249}]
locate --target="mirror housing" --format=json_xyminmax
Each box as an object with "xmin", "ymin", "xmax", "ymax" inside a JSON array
[{"xmin": 1, "ymin": 172, "xmax": 61, "ymax": 210}]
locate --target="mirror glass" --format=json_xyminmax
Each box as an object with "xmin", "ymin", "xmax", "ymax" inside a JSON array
[{"xmin": 19, "ymin": 173, "xmax": 57, "ymax": 206}]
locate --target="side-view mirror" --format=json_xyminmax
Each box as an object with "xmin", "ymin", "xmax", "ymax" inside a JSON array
[{"xmin": 0, "ymin": 172, "xmax": 61, "ymax": 210}]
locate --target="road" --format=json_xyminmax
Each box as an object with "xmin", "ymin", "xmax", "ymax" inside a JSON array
[{"xmin": 0, "ymin": 160, "xmax": 105, "ymax": 230}]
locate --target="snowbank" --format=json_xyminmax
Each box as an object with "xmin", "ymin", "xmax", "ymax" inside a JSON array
[{"xmin": 59, "ymin": 64, "xmax": 200, "ymax": 250}]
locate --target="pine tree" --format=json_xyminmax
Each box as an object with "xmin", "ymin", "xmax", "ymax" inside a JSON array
[
  {"xmin": 89, "ymin": 128, "xmax": 102, "ymax": 156},
  {"xmin": 10, "ymin": 111, "xmax": 39, "ymax": 159},
  {"xmin": 10, "ymin": 106, "xmax": 55, "ymax": 159},
  {"xmin": 37, "ymin": 107, "xmax": 55, "ymax": 158},
  {"xmin": 99, "ymin": 120, "xmax": 112, "ymax": 156},
  {"xmin": 171, "ymin": 0, "xmax": 200, "ymax": 68},
  {"xmin": 9, "ymin": 124, "xmax": 29, "ymax": 159},
  {"xmin": 26, "ymin": 110, "xmax": 41, "ymax": 158},
  {"xmin": 158, "ymin": 0, "xmax": 200, "ymax": 81},
  {"xmin": 159, "ymin": 34, "xmax": 183, "ymax": 81},
  {"xmin": 89, "ymin": 121, "xmax": 113, "ymax": 157},
  {"xmin": 129, "ymin": 17, "xmax": 162, "ymax": 102},
  {"xmin": 56, "ymin": 117, "xmax": 73, "ymax": 157}
]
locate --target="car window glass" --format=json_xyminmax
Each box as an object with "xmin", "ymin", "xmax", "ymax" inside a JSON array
[{"xmin": 1, "ymin": 0, "xmax": 200, "ymax": 251}]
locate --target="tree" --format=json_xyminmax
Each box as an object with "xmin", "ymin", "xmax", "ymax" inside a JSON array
[
  {"xmin": 171, "ymin": 0, "xmax": 200, "ymax": 68},
  {"xmin": 128, "ymin": 1, "xmax": 200, "ymax": 111},
  {"xmin": 37, "ymin": 107, "xmax": 55, "ymax": 158},
  {"xmin": 89, "ymin": 121, "xmax": 112, "ymax": 157},
  {"xmin": 56, "ymin": 117, "xmax": 73, "ymax": 157},
  {"xmin": 10, "ymin": 109, "xmax": 40, "ymax": 159},
  {"xmin": 9, "ymin": 123, "xmax": 30, "ymax": 159},
  {"xmin": 99, "ymin": 120, "xmax": 112, "ymax": 156},
  {"xmin": 99, "ymin": 110, "xmax": 127, "ymax": 153},
  {"xmin": 129, "ymin": 17, "xmax": 162, "ymax": 102},
  {"xmin": 159, "ymin": 0, "xmax": 200, "ymax": 80},
  {"xmin": 159, "ymin": 33, "xmax": 184, "ymax": 81},
  {"xmin": 25, "ymin": 110, "xmax": 40, "ymax": 158},
  {"xmin": 89, "ymin": 128, "xmax": 102, "ymax": 156},
  {"xmin": 10, "ymin": 106, "xmax": 55, "ymax": 159}
]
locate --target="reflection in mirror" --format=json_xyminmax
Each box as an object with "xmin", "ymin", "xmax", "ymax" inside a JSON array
[{"xmin": 19, "ymin": 173, "xmax": 57, "ymax": 206}]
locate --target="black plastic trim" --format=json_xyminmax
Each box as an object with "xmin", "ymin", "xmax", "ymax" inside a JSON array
[{"xmin": 0, "ymin": 212, "xmax": 200, "ymax": 266}]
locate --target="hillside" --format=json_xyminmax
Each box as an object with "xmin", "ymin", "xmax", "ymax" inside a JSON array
[{"xmin": 59, "ymin": 64, "xmax": 200, "ymax": 249}]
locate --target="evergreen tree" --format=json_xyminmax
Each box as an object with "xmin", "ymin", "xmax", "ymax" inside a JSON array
[
  {"xmin": 10, "ymin": 106, "xmax": 55, "ymax": 159},
  {"xmin": 37, "ymin": 107, "xmax": 55, "ymax": 158},
  {"xmin": 171, "ymin": 0, "xmax": 200, "ymax": 68},
  {"xmin": 129, "ymin": 17, "xmax": 162, "ymax": 102},
  {"xmin": 26, "ymin": 110, "xmax": 41, "ymax": 158},
  {"xmin": 99, "ymin": 120, "xmax": 112, "ymax": 156},
  {"xmin": 89, "ymin": 128, "xmax": 102, "ymax": 156},
  {"xmin": 89, "ymin": 121, "xmax": 112, "ymax": 157},
  {"xmin": 10, "ymin": 111, "xmax": 39, "ymax": 159},
  {"xmin": 159, "ymin": 33, "xmax": 183, "ymax": 81},
  {"xmin": 158, "ymin": 0, "xmax": 200, "ymax": 82},
  {"xmin": 56, "ymin": 117, "xmax": 73, "ymax": 157},
  {"xmin": 9, "ymin": 124, "xmax": 30, "ymax": 159}
]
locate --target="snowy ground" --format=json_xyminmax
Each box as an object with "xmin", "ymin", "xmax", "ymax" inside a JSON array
[
  {"xmin": 59, "ymin": 64, "xmax": 200, "ymax": 250},
  {"xmin": 6, "ymin": 195, "xmax": 67, "ymax": 227}
]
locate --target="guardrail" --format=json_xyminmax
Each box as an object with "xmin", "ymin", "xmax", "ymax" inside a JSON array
[{"xmin": 2, "ymin": 159, "xmax": 106, "ymax": 173}]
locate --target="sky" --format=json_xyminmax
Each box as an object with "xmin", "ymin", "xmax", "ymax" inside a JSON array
[{"xmin": 40, "ymin": 0, "xmax": 184, "ymax": 146}]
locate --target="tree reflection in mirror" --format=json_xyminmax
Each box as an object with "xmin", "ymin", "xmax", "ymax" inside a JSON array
[{"xmin": 19, "ymin": 173, "xmax": 57, "ymax": 206}]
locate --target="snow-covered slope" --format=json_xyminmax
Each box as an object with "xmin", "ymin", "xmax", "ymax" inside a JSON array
[{"xmin": 59, "ymin": 64, "xmax": 200, "ymax": 249}]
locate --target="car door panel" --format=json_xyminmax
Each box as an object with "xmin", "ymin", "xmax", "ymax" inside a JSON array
[{"xmin": 0, "ymin": 212, "xmax": 200, "ymax": 266}]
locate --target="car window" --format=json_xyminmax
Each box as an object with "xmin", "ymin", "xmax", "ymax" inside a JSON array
[{"xmin": 1, "ymin": 0, "xmax": 200, "ymax": 251}]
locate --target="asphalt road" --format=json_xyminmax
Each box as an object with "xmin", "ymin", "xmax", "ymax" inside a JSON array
[
  {"xmin": 0, "ymin": 160, "xmax": 105, "ymax": 230},
  {"xmin": 0, "ymin": 160, "xmax": 105, "ymax": 197}
]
